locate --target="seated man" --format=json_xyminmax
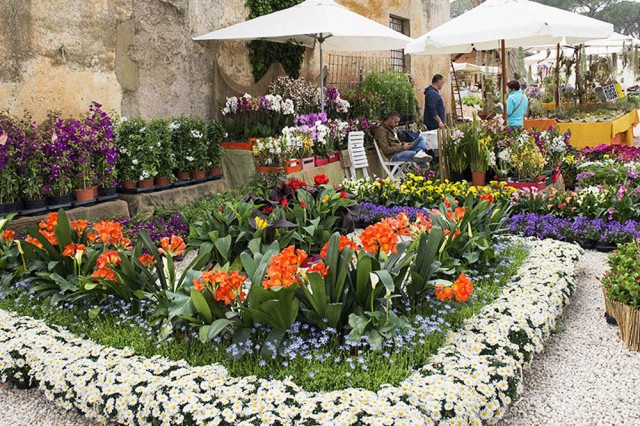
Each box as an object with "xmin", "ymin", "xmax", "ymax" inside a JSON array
[{"xmin": 374, "ymin": 111, "xmax": 431, "ymax": 162}]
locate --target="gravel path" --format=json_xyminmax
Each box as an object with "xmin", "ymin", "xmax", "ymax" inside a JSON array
[
  {"xmin": 1, "ymin": 249, "xmax": 639, "ymax": 425},
  {"xmin": 498, "ymin": 250, "xmax": 640, "ymax": 426}
]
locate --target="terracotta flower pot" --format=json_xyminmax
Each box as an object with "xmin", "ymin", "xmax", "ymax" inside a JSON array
[
  {"xmin": 471, "ymin": 171, "xmax": 486, "ymax": 187},
  {"xmin": 155, "ymin": 176, "xmax": 170, "ymax": 186},
  {"xmin": 91, "ymin": 185, "xmax": 99, "ymax": 198},
  {"xmin": 176, "ymin": 171, "xmax": 191, "ymax": 181},
  {"xmin": 191, "ymin": 170, "xmax": 206, "ymax": 179},
  {"xmin": 137, "ymin": 178, "xmax": 154, "ymax": 188},
  {"xmin": 208, "ymin": 167, "xmax": 223, "ymax": 177},
  {"xmin": 74, "ymin": 188, "xmax": 95, "ymax": 202},
  {"xmin": 121, "ymin": 180, "xmax": 137, "ymax": 189}
]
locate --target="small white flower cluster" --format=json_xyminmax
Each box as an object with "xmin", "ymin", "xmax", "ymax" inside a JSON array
[
  {"xmin": 221, "ymin": 93, "xmax": 296, "ymax": 116},
  {"xmin": 0, "ymin": 238, "xmax": 581, "ymax": 425}
]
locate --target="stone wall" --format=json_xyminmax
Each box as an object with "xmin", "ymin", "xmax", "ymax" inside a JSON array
[{"xmin": 0, "ymin": 0, "xmax": 450, "ymax": 122}]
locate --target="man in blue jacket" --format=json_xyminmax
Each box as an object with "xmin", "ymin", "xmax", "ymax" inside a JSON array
[{"xmin": 423, "ymin": 74, "xmax": 446, "ymax": 130}]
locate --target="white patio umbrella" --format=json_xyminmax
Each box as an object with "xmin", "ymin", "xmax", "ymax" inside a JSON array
[
  {"xmin": 405, "ymin": 0, "xmax": 613, "ymax": 114},
  {"xmin": 193, "ymin": 0, "xmax": 413, "ymax": 111}
]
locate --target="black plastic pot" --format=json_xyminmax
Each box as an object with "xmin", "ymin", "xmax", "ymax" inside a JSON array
[
  {"xmin": 47, "ymin": 194, "xmax": 73, "ymax": 205},
  {"xmin": 23, "ymin": 197, "xmax": 48, "ymax": 210},
  {"xmin": 595, "ymin": 242, "xmax": 617, "ymax": 252},
  {"xmin": 98, "ymin": 186, "xmax": 117, "ymax": 197},
  {"xmin": 0, "ymin": 200, "xmax": 23, "ymax": 214}
]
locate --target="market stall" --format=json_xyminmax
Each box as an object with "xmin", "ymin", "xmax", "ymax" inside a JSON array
[{"xmin": 525, "ymin": 109, "xmax": 639, "ymax": 147}]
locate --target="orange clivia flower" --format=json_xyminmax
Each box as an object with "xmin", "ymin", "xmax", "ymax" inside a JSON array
[
  {"xmin": 380, "ymin": 213, "xmax": 411, "ymax": 236},
  {"xmin": 114, "ymin": 237, "xmax": 132, "ymax": 251},
  {"xmin": 92, "ymin": 221, "xmax": 124, "ymax": 246},
  {"xmin": 262, "ymin": 245, "xmax": 307, "ymax": 290},
  {"xmin": 192, "ymin": 269, "xmax": 247, "ymax": 304},
  {"xmin": 359, "ymin": 222, "xmax": 398, "ymax": 255},
  {"xmin": 96, "ymin": 250, "xmax": 121, "ymax": 269},
  {"xmin": 92, "ymin": 267, "xmax": 116, "ymax": 282},
  {"xmin": 307, "ymin": 261, "xmax": 329, "ymax": 277},
  {"xmin": 2, "ymin": 229, "xmax": 15, "ymax": 243},
  {"xmin": 452, "ymin": 273, "xmax": 473, "ymax": 302},
  {"xmin": 480, "ymin": 193, "xmax": 495, "ymax": 204},
  {"xmin": 39, "ymin": 229, "xmax": 58, "ymax": 246},
  {"xmin": 25, "ymin": 235, "xmax": 43, "ymax": 249},
  {"xmin": 158, "ymin": 235, "xmax": 186, "ymax": 257},
  {"xmin": 444, "ymin": 199, "xmax": 452, "ymax": 208},
  {"xmin": 38, "ymin": 212, "xmax": 58, "ymax": 232},
  {"xmin": 62, "ymin": 243, "xmax": 87, "ymax": 258},
  {"xmin": 320, "ymin": 235, "xmax": 359, "ymax": 258},
  {"xmin": 137, "ymin": 253, "xmax": 156, "ymax": 268},
  {"xmin": 87, "ymin": 232, "xmax": 98, "ymax": 243},
  {"xmin": 412, "ymin": 213, "xmax": 433, "ymax": 234},
  {"xmin": 434, "ymin": 285, "xmax": 454, "ymax": 301},
  {"xmin": 71, "ymin": 219, "xmax": 89, "ymax": 235}
]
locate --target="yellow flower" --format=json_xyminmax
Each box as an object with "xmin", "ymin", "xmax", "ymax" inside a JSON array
[{"xmin": 255, "ymin": 217, "xmax": 268, "ymax": 230}]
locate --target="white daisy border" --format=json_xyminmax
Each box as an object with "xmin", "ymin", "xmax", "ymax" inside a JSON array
[{"xmin": 0, "ymin": 237, "xmax": 582, "ymax": 425}]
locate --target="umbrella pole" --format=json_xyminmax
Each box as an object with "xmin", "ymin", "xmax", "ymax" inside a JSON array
[
  {"xmin": 501, "ymin": 40, "xmax": 507, "ymax": 122},
  {"xmin": 555, "ymin": 43, "xmax": 560, "ymax": 109},
  {"xmin": 319, "ymin": 38, "xmax": 325, "ymax": 113}
]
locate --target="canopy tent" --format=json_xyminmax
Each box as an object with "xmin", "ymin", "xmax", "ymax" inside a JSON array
[
  {"xmin": 453, "ymin": 62, "xmax": 501, "ymax": 74},
  {"xmin": 405, "ymin": 0, "xmax": 613, "ymax": 115},
  {"xmin": 193, "ymin": 0, "xmax": 413, "ymax": 111}
]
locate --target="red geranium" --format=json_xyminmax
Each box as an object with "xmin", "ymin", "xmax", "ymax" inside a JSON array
[{"xmin": 314, "ymin": 174, "xmax": 329, "ymax": 186}]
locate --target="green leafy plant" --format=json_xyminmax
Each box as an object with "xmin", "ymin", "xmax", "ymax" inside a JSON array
[
  {"xmin": 361, "ymin": 69, "xmax": 417, "ymax": 119},
  {"xmin": 245, "ymin": 0, "xmax": 305, "ymax": 81},
  {"xmin": 602, "ymin": 241, "xmax": 640, "ymax": 310}
]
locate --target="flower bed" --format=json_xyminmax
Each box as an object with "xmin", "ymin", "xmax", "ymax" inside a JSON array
[{"xmin": 0, "ymin": 237, "xmax": 582, "ymax": 425}]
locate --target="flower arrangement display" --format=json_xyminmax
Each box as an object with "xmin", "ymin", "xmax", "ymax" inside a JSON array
[
  {"xmin": 292, "ymin": 112, "xmax": 349, "ymax": 159},
  {"xmin": 0, "ymin": 103, "xmax": 118, "ymax": 204},
  {"xmin": 530, "ymin": 126, "xmax": 572, "ymax": 169},
  {"xmin": 322, "ymin": 86, "xmax": 351, "ymax": 117},
  {"xmin": 341, "ymin": 174, "xmax": 516, "ymax": 208},
  {"xmin": 221, "ymin": 93, "xmax": 295, "ymax": 141},
  {"xmin": 251, "ymin": 134, "xmax": 297, "ymax": 168},
  {"xmin": 502, "ymin": 131, "xmax": 546, "ymax": 182},
  {"xmin": 267, "ymin": 76, "xmax": 320, "ymax": 114},
  {"xmin": 0, "ymin": 237, "xmax": 583, "ymax": 425}
]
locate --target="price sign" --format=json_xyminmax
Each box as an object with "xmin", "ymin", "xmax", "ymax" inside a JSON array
[{"xmin": 602, "ymin": 84, "xmax": 620, "ymax": 102}]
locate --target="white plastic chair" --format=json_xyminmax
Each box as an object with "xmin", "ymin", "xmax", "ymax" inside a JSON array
[
  {"xmin": 347, "ymin": 131, "xmax": 369, "ymax": 178},
  {"xmin": 373, "ymin": 140, "xmax": 408, "ymax": 181}
]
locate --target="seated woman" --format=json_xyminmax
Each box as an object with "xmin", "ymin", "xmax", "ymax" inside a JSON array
[{"xmin": 374, "ymin": 111, "xmax": 431, "ymax": 162}]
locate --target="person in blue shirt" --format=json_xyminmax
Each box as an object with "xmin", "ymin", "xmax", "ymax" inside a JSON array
[
  {"xmin": 423, "ymin": 74, "xmax": 446, "ymax": 130},
  {"xmin": 506, "ymin": 80, "xmax": 528, "ymax": 127}
]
